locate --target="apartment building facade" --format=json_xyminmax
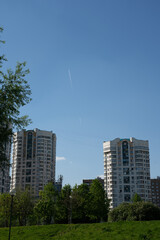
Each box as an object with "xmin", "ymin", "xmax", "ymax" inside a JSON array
[
  {"xmin": 151, "ymin": 177, "xmax": 160, "ymax": 207},
  {"xmin": 83, "ymin": 177, "xmax": 104, "ymax": 189},
  {"xmin": 0, "ymin": 142, "xmax": 11, "ymax": 193},
  {"xmin": 10, "ymin": 128, "xmax": 56, "ymax": 197},
  {"xmin": 103, "ymin": 137, "xmax": 151, "ymax": 208}
]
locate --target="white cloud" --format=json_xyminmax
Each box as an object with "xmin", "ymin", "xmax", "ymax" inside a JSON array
[{"xmin": 56, "ymin": 156, "xmax": 66, "ymax": 161}]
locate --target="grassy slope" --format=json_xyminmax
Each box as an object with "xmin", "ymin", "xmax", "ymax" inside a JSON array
[{"xmin": 0, "ymin": 221, "xmax": 160, "ymax": 240}]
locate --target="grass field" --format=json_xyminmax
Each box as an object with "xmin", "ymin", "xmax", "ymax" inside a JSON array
[{"xmin": 0, "ymin": 221, "xmax": 160, "ymax": 240}]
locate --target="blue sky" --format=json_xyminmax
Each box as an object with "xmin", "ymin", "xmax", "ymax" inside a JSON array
[{"xmin": 1, "ymin": 0, "xmax": 160, "ymax": 186}]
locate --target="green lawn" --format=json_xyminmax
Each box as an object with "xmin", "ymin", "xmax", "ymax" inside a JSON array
[{"xmin": 0, "ymin": 221, "xmax": 160, "ymax": 240}]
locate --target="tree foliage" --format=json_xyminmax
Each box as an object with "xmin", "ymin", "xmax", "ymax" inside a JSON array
[
  {"xmin": 0, "ymin": 27, "xmax": 32, "ymax": 165},
  {"xmin": 87, "ymin": 179, "xmax": 109, "ymax": 222},
  {"xmin": 0, "ymin": 189, "xmax": 33, "ymax": 227},
  {"xmin": 14, "ymin": 188, "xmax": 34, "ymax": 226},
  {"xmin": 34, "ymin": 183, "xmax": 58, "ymax": 224},
  {"xmin": 0, "ymin": 193, "xmax": 15, "ymax": 227},
  {"xmin": 56, "ymin": 184, "xmax": 72, "ymax": 223},
  {"xmin": 71, "ymin": 184, "xmax": 90, "ymax": 223},
  {"xmin": 131, "ymin": 193, "xmax": 142, "ymax": 203},
  {"xmin": 108, "ymin": 201, "xmax": 160, "ymax": 222},
  {"xmin": 0, "ymin": 180, "xmax": 110, "ymax": 227}
]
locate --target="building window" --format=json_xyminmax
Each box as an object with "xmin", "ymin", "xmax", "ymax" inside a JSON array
[
  {"xmin": 26, "ymin": 169, "xmax": 31, "ymax": 175},
  {"xmin": 122, "ymin": 141, "xmax": 129, "ymax": 159},
  {"xmin": 26, "ymin": 162, "xmax": 31, "ymax": 168},
  {"xmin": 27, "ymin": 132, "xmax": 32, "ymax": 159},
  {"xmin": 124, "ymin": 176, "xmax": 130, "ymax": 184},
  {"xmin": 124, "ymin": 194, "xmax": 130, "ymax": 201},
  {"xmin": 123, "ymin": 168, "xmax": 130, "ymax": 175},
  {"xmin": 124, "ymin": 185, "xmax": 130, "ymax": 192},
  {"xmin": 2, "ymin": 179, "xmax": 4, "ymax": 186},
  {"xmin": 26, "ymin": 176, "xmax": 31, "ymax": 183},
  {"xmin": 122, "ymin": 141, "xmax": 129, "ymax": 166}
]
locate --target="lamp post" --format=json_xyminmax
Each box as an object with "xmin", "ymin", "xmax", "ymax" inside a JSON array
[
  {"xmin": 69, "ymin": 195, "xmax": 72, "ymax": 224},
  {"xmin": 8, "ymin": 189, "xmax": 16, "ymax": 240}
]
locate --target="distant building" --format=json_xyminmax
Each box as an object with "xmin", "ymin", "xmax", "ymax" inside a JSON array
[
  {"xmin": 151, "ymin": 177, "xmax": 160, "ymax": 207},
  {"xmin": 83, "ymin": 177, "xmax": 104, "ymax": 189},
  {"xmin": 103, "ymin": 137, "xmax": 151, "ymax": 208},
  {"xmin": 0, "ymin": 142, "xmax": 11, "ymax": 193},
  {"xmin": 53, "ymin": 175, "xmax": 63, "ymax": 193},
  {"xmin": 10, "ymin": 128, "xmax": 56, "ymax": 197}
]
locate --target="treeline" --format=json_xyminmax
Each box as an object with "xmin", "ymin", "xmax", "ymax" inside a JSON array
[
  {"xmin": 0, "ymin": 179, "xmax": 109, "ymax": 227},
  {"xmin": 1, "ymin": 180, "xmax": 160, "ymax": 227}
]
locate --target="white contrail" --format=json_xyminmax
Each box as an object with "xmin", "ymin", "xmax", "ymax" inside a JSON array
[{"xmin": 68, "ymin": 68, "xmax": 73, "ymax": 89}]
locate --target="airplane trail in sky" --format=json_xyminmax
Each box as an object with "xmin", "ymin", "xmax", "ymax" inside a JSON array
[{"xmin": 68, "ymin": 68, "xmax": 73, "ymax": 89}]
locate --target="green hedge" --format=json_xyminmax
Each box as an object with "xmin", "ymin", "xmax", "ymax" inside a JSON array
[{"xmin": 108, "ymin": 202, "xmax": 160, "ymax": 222}]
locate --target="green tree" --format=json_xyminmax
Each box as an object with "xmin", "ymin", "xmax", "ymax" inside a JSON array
[
  {"xmin": 0, "ymin": 193, "xmax": 16, "ymax": 227},
  {"xmin": 34, "ymin": 183, "xmax": 58, "ymax": 224},
  {"xmin": 0, "ymin": 27, "xmax": 32, "ymax": 165},
  {"xmin": 71, "ymin": 184, "xmax": 90, "ymax": 223},
  {"xmin": 131, "ymin": 193, "xmax": 142, "ymax": 202},
  {"xmin": 108, "ymin": 202, "xmax": 130, "ymax": 222},
  {"xmin": 108, "ymin": 201, "xmax": 160, "ymax": 222},
  {"xmin": 14, "ymin": 188, "xmax": 34, "ymax": 226},
  {"xmin": 56, "ymin": 184, "xmax": 72, "ymax": 223},
  {"xmin": 87, "ymin": 179, "xmax": 109, "ymax": 222}
]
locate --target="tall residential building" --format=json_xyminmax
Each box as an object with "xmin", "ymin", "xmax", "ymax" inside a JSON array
[
  {"xmin": 151, "ymin": 177, "xmax": 160, "ymax": 207},
  {"xmin": 103, "ymin": 137, "xmax": 151, "ymax": 208},
  {"xmin": 0, "ymin": 142, "xmax": 11, "ymax": 193},
  {"xmin": 10, "ymin": 128, "xmax": 56, "ymax": 197}
]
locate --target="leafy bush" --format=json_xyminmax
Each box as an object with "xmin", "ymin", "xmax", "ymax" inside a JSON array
[{"xmin": 108, "ymin": 202, "xmax": 160, "ymax": 222}]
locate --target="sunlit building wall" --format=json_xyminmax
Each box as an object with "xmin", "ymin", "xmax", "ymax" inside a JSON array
[
  {"xmin": 10, "ymin": 128, "xmax": 56, "ymax": 197},
  {"xmin": 103, "ymin": 137, "xmax": 151, "ymax": 208}
]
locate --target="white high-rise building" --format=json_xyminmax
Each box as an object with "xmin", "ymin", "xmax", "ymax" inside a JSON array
[
  {"xmin": 0, "ymin": 142, "xmax": 11, "ymax": 193},
  {"xmin": 103, "ymin": 137, "xmax": 151, "ymax": 208},
  {"xmin": 10, "ymin": 128, "xmax": 56, "ymax": 197}
]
